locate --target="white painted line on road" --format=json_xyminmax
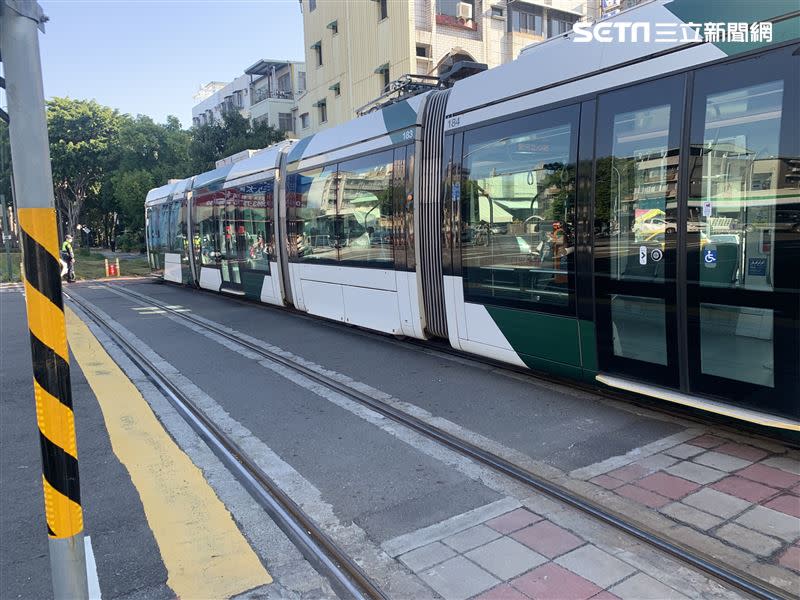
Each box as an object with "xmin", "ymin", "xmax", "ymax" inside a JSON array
[{"xmin": 84, "ymin": 535, "xmax": 101, "ymax": 600}]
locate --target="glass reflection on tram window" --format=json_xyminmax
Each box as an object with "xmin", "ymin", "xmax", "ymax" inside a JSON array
[
  {"xmin": 220, "ymin": 200, "xmax": 243, "ymax": 284},
  {"xmin": 176, "ymin": 201, "xmax": 187, "ymax": 258},
  {"xmin": 291, "ymin": 165, "xmax": 338, "ymax": 262},
  {"xmin": 691, "ymin": 80, "xmax": 788, "ymax": 292},
  {"xmin": 460, "ymin": 106, "xmax": 578, "ymax": 309},
  {"xmin": 604, "ymin": 103, "xmax": 676, "ymax": 364},
  {"xmin": 158, "ymin": 203, "xmax": 170, "ymax": 253},
  {"xmin": 689, "ymin": 78, "xmax": 795, "ymax": 388},
  {"xmin": 235, "ymin": 180, "xmax": 272, "ymax": 274},
  {"xmin": 196, "ymin": 195, "xmax": 219, "ymax": 266},
  {"xmin": 338, "ymin": 149, "xmax": 395, "ymax": 265}
]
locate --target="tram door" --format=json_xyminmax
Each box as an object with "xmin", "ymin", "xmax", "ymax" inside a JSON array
[
  {"xmin": 594, "ymin": 48, "xmax": 800, "ymax": 418},
  {"xmin": 684, "ymin": 49, "xmax": 799, "ymax": 417},
  {"xmin": 594, "ymin": 76, "xmax": 685, "ymax": 389},
  {"xmin": 219, "ymin": 198, "xmax": 245, "ymax": 291}
]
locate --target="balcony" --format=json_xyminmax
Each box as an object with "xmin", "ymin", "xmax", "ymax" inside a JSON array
[
  {"xmin": 435, "ymin": 12, "xmax": 477, "ymax": 31},
  {"xmin": 252, "ymin": 88, "xmax": 294, "ymax": 105}
]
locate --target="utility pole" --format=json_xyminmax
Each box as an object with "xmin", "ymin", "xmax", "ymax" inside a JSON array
[{"xmin": 0, "ymin": 2, "xmax": 89, "ymax": 599}]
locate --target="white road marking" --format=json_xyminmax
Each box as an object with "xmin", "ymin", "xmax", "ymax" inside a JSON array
[{"xmin": 84, "ymin": 535, "xmax": 101, "ymax": 600}]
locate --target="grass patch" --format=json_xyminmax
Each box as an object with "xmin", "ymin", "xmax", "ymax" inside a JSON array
[{"xmin": 0, "ymin": 251, "xmax": 152, "ymax": 282}]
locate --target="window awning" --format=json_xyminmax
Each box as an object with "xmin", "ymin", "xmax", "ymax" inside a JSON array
[
  {"xmin": 312, "ymin": 99, "xmax": 327, "ymax": 107},
  {"xmin": 310, "ymin": 41, "xmax": 321, "ymax": 49},
  {"xmin": 326, "ymin": 20, "xmax": 338, "ymax": 30},
  {"xmin": 328, "ymin": 83, "xmax": 340, "ymax": 92},
  {"xmin": 374, "ymin": 63, "xmax": 389, "ymax": 74}
]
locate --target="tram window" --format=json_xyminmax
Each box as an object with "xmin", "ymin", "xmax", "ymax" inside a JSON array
[
  {"xmin": 690, "ymin": 80, "xmax": 788, "ymax": 293},
  {"xmin": 158, "ymin": 203, "xmax": 170, "ymax": 253},
  {"xmin": 338, "ymin": 149, "xmax": 395, "ymax": 266},
  {"xmin": 235, "ymin": 180, "xmax": 273, "ymax": 273},
  {"xmin": 176, "ymin": 201, "xmax": 187, "ymax": 256},
  {"xmin": 688, "ymin": 61, "xmax": 799, "ymax": 389},
  {"xmin": 406, "ymin": 146, "xmax": 416, "ymax": 269},
  {"xmin": 195, "ymin": 194, "xmax": 219, "ymax": 266},
  {"xmin": 606, "ymin": 103, "xmax": 676, "ymax": 284},
  {"xmin": 288, "ymin": 165, "xmax": 338, "ymax": 262},
  {"xmin": 168, "ymin": 200, "xmax": 182, "ymax": 253},
  {"xmin": 460, "ymin": 105, "xmax": 579, "ymax": 310}
]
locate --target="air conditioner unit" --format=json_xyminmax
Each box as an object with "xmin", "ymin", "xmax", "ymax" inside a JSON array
[{"xmin": 456, "ymin": 1, "xmax": 473, "ymax": 20}]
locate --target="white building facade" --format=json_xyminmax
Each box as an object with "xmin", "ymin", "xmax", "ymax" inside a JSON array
[{"xmin": 191, "ymin": 59, "xmax": 306, "ymax": 135}]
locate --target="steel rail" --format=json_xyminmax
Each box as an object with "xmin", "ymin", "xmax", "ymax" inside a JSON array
[
  {"xmin": 64, "ymin": 290, "xmax": 387, "ymax": 600},
  {"xmin": 106, "ymin": 282, "xmax": 791, "ymax": 600},
  {"xmin": 154, "ymin": 276, "xmax": 796, "ymax": 445}
]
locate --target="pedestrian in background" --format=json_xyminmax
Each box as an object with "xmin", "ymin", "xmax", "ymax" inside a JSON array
[{"xmin": 61, "ymin": 234, "xmax": 75, "ymax": 282}]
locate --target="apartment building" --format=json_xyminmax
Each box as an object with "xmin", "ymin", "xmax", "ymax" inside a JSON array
[
  {"xmin": 295, "ymin": 0, "xmax": 599, "ymax": 134},
  {"xmin": 191, "ymin": 59, "xmax": 306, "ymax": 134}
]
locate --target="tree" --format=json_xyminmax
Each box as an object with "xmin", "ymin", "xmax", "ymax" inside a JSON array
[
  {"xmin": 102, "ymin": 114, "xmax": 191, "ymax": 248},
  {"xmin": 47, "ymin": 98, "xmax": 123, "ymax": 240},
  {"xmin": 110, "ymin": 169, "xmax": 154, "ymax": 232},
  {"xmin": 189, "ymin": 110, "xmax": 285, "ymax": 173}
]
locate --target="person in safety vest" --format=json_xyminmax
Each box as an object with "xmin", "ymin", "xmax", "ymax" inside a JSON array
[{"xmin": 61, "ymin": 234, "xmax": 76, "ymax": 282}]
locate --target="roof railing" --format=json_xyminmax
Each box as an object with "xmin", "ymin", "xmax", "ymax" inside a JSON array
[{"xmin": 355, "ymin": 73, "xmax": 447, "ymax": 116}]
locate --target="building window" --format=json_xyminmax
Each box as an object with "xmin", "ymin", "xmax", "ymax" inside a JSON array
[
  {"xmin": 436, "ymin": 0, "xmax": 473, "ymax": 17},
  {"xmin": 317, "ymin": 100, "xmax": 327, "ymax": 123},
  {"xmin": 298, "ymin": 71, "xmax": 307, "ymax": 92},
  {"xmin": 300, "ymin": 113, "xmax": 310, "ymax": 129},
  {"xmin": 309, "ymin": 0, "xmax": 316, "ymax": 11},
  {"xmin": 379, "ymin": 0, "xmax": 388, "ymax": 20},
  {"xmin": 375, "ymin": 64, "xmax": 390, "ymax": 92},
  {"xmin": 491, "ymin": 5, "xmax": 504, "ymax": 18},
  {"xmin": 548, "ymin": 11, "xmax": 578, "ymax": 37},
  {"xmin": 511, "ymin": 5, "xmax": 543, "ymax": 34},
  {"xmin": 278, "ymin": 113, "xmax": 294, "ymax": 132},
  {"xmin": 311, "ymin": 41, "xmax": 323, "ymax": 67},
  {"xmin": 416, "ymin": 45, "xmax": 429, "ymax": 58},
  {"xmin": 278, "ymin": 73, "xmax": 291, "ymax": 92}
]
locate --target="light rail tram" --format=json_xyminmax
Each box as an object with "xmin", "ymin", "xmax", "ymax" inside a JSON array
[{"xmin": 145, "ymin": 0, "xmax": 800, "ymax": 431}]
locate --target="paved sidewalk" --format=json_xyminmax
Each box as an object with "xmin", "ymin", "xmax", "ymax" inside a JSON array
[
  {"xmin": 572, "ymin": 433, "xmax": 799, "ymax": 589},
  {"xmin": 385, "ymin": 499, "xmax": 739, "ymax": 600}
]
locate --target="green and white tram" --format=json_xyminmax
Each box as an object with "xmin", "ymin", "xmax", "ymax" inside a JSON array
[{"xmin": 146, "ymin": 0, "xmax": 800, "ymax": 430}]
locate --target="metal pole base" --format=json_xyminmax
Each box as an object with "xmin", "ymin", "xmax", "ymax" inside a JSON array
[{"xmin": 49, "ymin": 534, "xmax": 89, "ymax": 600}]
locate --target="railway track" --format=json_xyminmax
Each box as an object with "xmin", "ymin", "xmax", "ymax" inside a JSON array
[
  {"xmin": 64, "ymin": 289, "xmax": 387, "ymax": 600},
  {"xmin": 81, "ymin": 282, "xmax": 791, "ymax": 600},
  {"xmin": 164, "ymin": 276, "xmax": 798, "ymax": 446}
]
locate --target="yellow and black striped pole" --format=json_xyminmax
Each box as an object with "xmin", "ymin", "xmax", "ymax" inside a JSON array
[{"xmin": 1, "ymin": 2, "xmax": 89, "ymax": 598}]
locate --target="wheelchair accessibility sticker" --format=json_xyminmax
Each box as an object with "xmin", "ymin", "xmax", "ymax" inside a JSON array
[{"xmin": 704, "ymin": 248, "xmax": 717, "ymax": 266}]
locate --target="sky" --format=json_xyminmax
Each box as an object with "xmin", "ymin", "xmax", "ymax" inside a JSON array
[{"xmin": 37, "ymin": 0, "xmax": 306, "ymax": 128}]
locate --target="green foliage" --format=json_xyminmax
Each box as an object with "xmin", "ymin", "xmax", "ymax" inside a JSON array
[
  {"xmin": 3, "ymin": 97, "xmax": 286, "ymax": 252},
  {"xmin": 117, "ymin": 229, "xmax": 145, "ymax": 253},
  {"xmin": 47, "ymin": 98, "xmax": 123, "ymax": 239},
  {"xmin": 189, "ymin": 110, "xmax": 286, "ymax": 173}
]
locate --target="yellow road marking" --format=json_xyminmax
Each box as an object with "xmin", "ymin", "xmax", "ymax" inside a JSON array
[{"xmin": 66, "ymin": 307, "xmax": 272, "ymax": 598}]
